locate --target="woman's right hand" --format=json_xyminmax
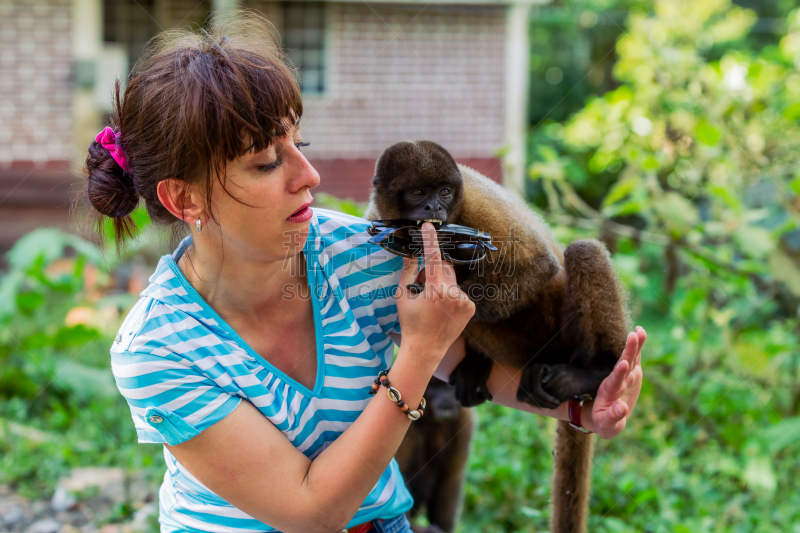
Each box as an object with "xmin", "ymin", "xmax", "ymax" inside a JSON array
[{"xmin": 395, "ymin": 222, "xmax": 475, "ymax": 365}]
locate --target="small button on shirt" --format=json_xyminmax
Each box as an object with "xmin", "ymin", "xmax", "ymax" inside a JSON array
[{"xmin": 110, "ymin": 208, "xmax": 413, "ymax": 532}]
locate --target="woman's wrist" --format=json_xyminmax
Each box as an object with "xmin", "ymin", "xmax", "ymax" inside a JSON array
[
  {"xmin": 395, "ymin": 337, "xmax": 447, "ymax": 375},
  {"xmin": 581, "ymin": 400, "xmax": 596, "ymax": 433},
  {"xmin": 384, "ymin": 343, "xmax": 439, "ymax": 408}
]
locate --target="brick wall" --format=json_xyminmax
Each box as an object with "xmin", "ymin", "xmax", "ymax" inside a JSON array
[
  {"xmin": 0, "ymin": 0, "xmax": 74, "ymax": 249},
  {"xmin": 301, "ymin": 3, "xmax": 506, "ymax": 160},
  {"xmin": 297, "ymin": 3, "xmax": 507, "ymax": 200},
  {"xmin": 0, "ymin": 0, "xmax": 73, "ymax": 164}
]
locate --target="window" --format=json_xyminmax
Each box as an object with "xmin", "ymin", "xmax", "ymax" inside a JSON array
[{"xmin": 283, "ymin": 2, "xmax": 327, "ymax": 95}]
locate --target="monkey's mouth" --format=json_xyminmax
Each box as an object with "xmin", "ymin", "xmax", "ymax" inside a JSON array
[{"xmin": 415, "ymin": 219, "xmax": 443, "ymax": 227}]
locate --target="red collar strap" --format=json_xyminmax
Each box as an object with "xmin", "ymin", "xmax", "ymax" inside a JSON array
[{"xmin": 568, "ymin": 394, "xmax": 593, "ymax": 434}]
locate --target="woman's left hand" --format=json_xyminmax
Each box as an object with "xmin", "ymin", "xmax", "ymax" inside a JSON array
[{"xmin": 584, "ymin": 326, "xmax": 646, "ymax": 439}]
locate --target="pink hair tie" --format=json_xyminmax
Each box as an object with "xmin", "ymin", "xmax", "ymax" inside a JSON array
[{"xmin": 95, "ymin": 126, "xmax": 130, "ymax": 173}]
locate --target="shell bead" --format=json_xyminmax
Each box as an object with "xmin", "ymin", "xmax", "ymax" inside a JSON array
[
  {"xmin": 407, "ymin": 410, "xmax": 421, "ymax": 421},
  {"xmin": 387, "ymin": 387, "xmax": 401, "ymax": 403}
]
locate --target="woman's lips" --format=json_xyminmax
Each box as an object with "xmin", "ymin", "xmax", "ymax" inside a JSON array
[{"xmin": 286, "ymin": 205, "xmax": 313, "ymax": 222}]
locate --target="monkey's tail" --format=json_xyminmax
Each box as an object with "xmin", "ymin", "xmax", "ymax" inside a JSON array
[{"xmin": 550, "ymin": 420, "xmax": 594, "ymax": 533}]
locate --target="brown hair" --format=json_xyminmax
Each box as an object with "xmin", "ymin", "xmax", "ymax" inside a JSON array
[{"xmin": 84, "ymin": 10, "xmax": 303, "ymax": 248}]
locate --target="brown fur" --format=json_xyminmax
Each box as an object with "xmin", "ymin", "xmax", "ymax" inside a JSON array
[
  {"xmin": 366, "ymin": 140, "xmax": 631, "ymax": 533},
  {"xmin": 394, "ymin": 378, "xmax": 474, "ymax": 533}
]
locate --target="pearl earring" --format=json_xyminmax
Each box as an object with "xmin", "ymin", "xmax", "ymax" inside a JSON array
[{"xmin": 196, "ymin": 219, "xmax": 202, "ymax": 232}]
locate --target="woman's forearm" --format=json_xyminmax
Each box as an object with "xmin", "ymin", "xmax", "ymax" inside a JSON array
[
  {"xmin": 484, "ymin": 360, "xmax": 566, "ymax": 416},
  {"xmin": 163, "ymin": 341, "xmax": 446, "ymax": 533},
  {"xmin": 304, "ymin": 340, "xmax": 439, "ymax": 530},
  {"xmin": 433, "ymin": 335, "xmax": 596, "ymax": 431}
]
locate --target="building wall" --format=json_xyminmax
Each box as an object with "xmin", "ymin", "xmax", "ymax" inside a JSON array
[
  {"xmin": 0, "ymin": 0, "xmax": 73, "ymax": 164},
  {"xmin": 0, "ymin": 0, "xmax": 510, "ymax": 248},
  {"xmin": 298, "ymin": 3, "xmax": 507, "ymax": 200},
  {"xmin": 0, "ymin": 0, "xmax": 74, "ymax": 248}
]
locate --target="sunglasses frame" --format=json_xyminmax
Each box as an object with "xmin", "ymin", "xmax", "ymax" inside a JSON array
[{"xmin": 366, "ymin": 219, "xmax": 497, "ymax": 265}]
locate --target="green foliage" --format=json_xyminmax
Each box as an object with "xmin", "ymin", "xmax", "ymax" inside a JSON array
[
  {"xmin": 313, "ymin": 192, "xmax": 368, "ymax": 218},
  {"xmin": 0, "ymin": 227, "xmax": 164, "ymax": 499},
  {"xmin": 460, "ymin": 1, "xmax": 800, "ymax": 531}
]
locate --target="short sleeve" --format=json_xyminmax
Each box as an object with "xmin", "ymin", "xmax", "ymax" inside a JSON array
[{"xmin": 110, "ymin": 350, "xmax": 242, "ymax": 446}]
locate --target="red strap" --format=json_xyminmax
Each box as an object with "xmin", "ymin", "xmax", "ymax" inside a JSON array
[
  {"xmin": 568, "ymin": 396, "xmax": 593, "ymax": 434},
  {"xmin": 346, "ymin": 520, "xmax": 376, "ymax": 533}
]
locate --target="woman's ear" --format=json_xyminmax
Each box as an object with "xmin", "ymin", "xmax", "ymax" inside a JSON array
[{"xmin": 157, "ymin": 179, "xmax": 205, "ymax": 223}]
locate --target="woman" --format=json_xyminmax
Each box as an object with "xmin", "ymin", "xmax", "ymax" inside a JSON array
[{"xmin": 86, "ymin": 13, "xmax": 646, "ymax": 533}]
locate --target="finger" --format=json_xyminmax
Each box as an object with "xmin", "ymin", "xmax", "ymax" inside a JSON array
[
  {"xmin": 441, "ymin": 259, "xmax": 456, "ymax": 280},
  {"xmin": 635, "ymin": 326, "xmax": 647, "ymax": 367},
  {"xmin": 619, "ymin": 331, "xmax": 638, "ymax": 377},
  {"xmin": 611, "ymin": 400, "xmax": 628, "ymax": 421},
  {"xmin": 600, "ymin": 358, "xmax": 629, "ymax": 398},
  {"xmin": 397, "ymin": 257, "xmax": 420, "ymax": 296},
  {"xmin": 421, "ymin": 222, "xmax": 442, "ymax": 286}
]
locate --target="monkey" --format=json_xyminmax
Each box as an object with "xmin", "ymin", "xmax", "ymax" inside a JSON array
[
  {"xmin": 394, "ymin": 377, "xmax": 474, "ymax": 533},
  {"xmin": 365, "ymin": 140, "xmax": 630, "ymax": 533}
]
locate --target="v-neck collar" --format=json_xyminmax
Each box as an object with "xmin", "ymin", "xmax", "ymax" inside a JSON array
[{"xmin": 160, "ymin": 218, "xmax": 326, "ymax": 398}]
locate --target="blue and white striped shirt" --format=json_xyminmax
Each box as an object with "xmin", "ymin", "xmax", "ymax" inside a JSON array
[{"xmin": 110, "ymin": 208, "xmax": 413, "ymax": 532}]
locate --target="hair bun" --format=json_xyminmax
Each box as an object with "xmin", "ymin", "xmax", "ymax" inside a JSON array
[{"xmin": 86, "ymin": 140, "xmax": 139, "ymax": 218}]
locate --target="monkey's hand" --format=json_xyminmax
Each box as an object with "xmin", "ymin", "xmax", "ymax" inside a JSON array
[{"xmin": 583, "ymin": 326, "xmax": 646, "ymax": 439}]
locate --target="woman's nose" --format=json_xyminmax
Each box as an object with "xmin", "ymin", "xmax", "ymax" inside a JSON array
[{"xmin": 289, "ymin": 148, "xmax": 320, "ymax": 192}]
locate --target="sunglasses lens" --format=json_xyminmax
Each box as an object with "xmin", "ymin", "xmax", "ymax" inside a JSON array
[
  {"xmin": 444, "ymin": 242, "xmax": 485, "ymax": 263},
  {"xmin": 380, "ymin": 236, "xmax": 421, "ymax": 257}
]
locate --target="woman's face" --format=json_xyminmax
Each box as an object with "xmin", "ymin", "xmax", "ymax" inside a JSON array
[{"xmin": 204, "ymin": 121, "xmax": 320, "ymax": 263}]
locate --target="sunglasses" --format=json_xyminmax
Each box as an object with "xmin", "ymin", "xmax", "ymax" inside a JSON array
[{"xmin": 367, "ymin": 219, "xmax": 498, "ymax": 265}]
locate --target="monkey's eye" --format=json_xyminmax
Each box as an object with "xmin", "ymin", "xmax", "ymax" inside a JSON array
[
  {"xmin": 440, "ymin": 188, "xmax": 451, "ymax": 197},
  {"xmin": 412, "ymin": 189, "xmax": 424, "ymax": 196}
]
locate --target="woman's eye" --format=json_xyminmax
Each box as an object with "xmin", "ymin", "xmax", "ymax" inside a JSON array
[
  {"xmin": 440, "ymin": 188, "xmax": 451, "ymax": 196},
  {"xmin": 258, "ymin": 158, "xmax": 282, "ymax": 173},
  {"xmin": 295, "ymin": 142, "xmax": 310, "ymax": 151}
]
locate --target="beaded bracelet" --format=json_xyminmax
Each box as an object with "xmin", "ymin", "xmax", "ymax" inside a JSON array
[{"xmin": 369, "ymin": 369, "xmax": 426, "ymax": 420}]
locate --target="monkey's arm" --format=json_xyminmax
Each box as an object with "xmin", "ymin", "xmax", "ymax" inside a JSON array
[
  {"xmin": 485, "ymin": 329, "xmax": 647, "ymax": 439},
  {"xmin": 389, "ymin": 331, "xmax": 644, "ymax": 439}
]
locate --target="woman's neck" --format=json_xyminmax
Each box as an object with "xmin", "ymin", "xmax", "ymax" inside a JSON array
[{"xmin": 177, "ymin": 239, "xmax": 306, "ymax": 320}]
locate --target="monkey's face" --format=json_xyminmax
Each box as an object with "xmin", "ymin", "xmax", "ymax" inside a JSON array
[
  {"xmin": 372, "ymin": 140, "xmax": 464, "ymax": 224},
  {"xmin": 398, "ymin": 182, "xmax": 459, "ymax": 224}
]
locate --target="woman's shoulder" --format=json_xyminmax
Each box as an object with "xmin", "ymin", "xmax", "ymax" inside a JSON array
[{"xmin": 110, "ymin": 255, "xmax": 228, "ymax": 359}]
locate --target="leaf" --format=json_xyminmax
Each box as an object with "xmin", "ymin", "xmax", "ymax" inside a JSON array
[
  {"xmin": 734, "ymin": 225, "xmax": 775, "ymax": 259},
  {"xmin": 709, "ymin": 183, "xmax": 742, "ymax": 213},
  {"xmin": 536, "ymin": 144, "xmax": 560, "ymax": 163},
  {"xmin": 603, "ymin": 199, "xmax": 646, "ymax": 217},
  {"xmin": 602, "ymin": 177, "xmax": 638, "ymax": 208},
  {"xmin": 642, "ymin": 156, "xmax": 659, "ymax": 170},
  {"xmin": 53, "ymin": 325, "xmax": 100, "ymax": 348},
  {"xmin": 782, "ymin": 101, "xmax": 800, "ymax": 120},
  {"xmin": 520, "ymin": 506, "xmax": 542, "ymax": 518},
  {"xmin": 753, "ymin": 417, "xmax": 800, "ymax": 455},
  {"xmin": 5, "ymin": 228, "xmax": 102, "ymax": 272},
  {"xmin": 16, "ymin": 292, "xmax": 44, "ymax": 313},
  {"xmin": 679, "ymin": 288, "xmax": 706, "ymax": 318},
  {"xmin": 768, "ymin": 250, "xmax": 800, "ymax": 297},
  {"xmin": 695, "ymin": 119, "xmax": 721, "ymax": 146},
  {"xmin": 735, "ymin": 341, "xmax": 770, "ymax": 376},
  {"xmin": 652, "ymin": 193, "xmax": 699, "ymax": 234},
  {"xmin": 742, "ymin": 454, "xmax": 777, "ymax": 494}
]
